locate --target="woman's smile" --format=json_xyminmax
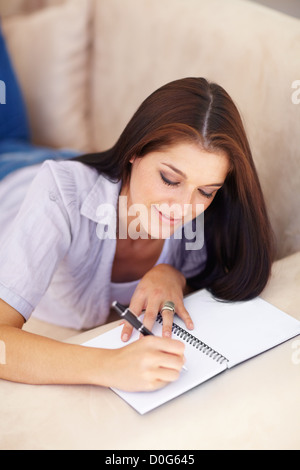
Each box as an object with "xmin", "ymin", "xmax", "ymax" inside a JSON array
[{"xmin": 152, "ymin": 204, "xmax": 184, "ymax": 225}]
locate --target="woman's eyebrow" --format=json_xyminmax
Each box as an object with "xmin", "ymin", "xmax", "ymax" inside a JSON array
[
  {"xmin": 203, "ymin": 183, "xmax": 224, "ymax": 188},
  {"xmin": 161, "ymin": 163, "xmax": 224, "ymax": 187},
  {"xmin": 162, "ymin": 163, "xmax": 187, "ymax": 178}
]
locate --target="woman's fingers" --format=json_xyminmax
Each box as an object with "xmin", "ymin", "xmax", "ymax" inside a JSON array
[
  {"xmin": 120, "ymin": 321, "xmax": 133, "ymax": 343},
  {"xmin": 119, "ymin": 264, "xmax": 193, "ymax": 342},
  {"xmin": 120, "ymin": 294, "xmax": 146, "ymax": 342},
  {"xmin": 175, "ymin": 301, "xmax": 194, "ymax": 331},
  {"xmin": 137, "ymin": 336, "xmax": 186, "ymax": 388},
  {"xmin": 110, "ymin": 335, "xmax": 186, "ymax": 392},
  {"xmin": 161, "ymin": 299, "xmax": 194, "ymax": 337},
  {"xmin": 161, "ymin": 309, "xmax": 174, "ymax": 337},
  {"xmin": 120, "ymin": 288, "xmax": 194, "ymax": 342},
  {"xmin": 121, "ymin": 300, "xmax": 194, "ymax": 342},
  {"xmin": 142, "ymin": 299, "xmax": 162, "ymax": 334}
]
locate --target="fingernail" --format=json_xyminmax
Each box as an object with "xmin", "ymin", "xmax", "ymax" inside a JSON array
[
  {"xmin": 163, "ymin": 331, "xmax": 171, "ymax": 338},
  {"xmin": 122, "ymin": 333, "xmax": 129, "ymax": 342}
]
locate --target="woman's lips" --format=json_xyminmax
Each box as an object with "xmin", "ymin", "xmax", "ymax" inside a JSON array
[{"xmin": 153, "ymin": 205, "xmax": 183, "ymax": 225}]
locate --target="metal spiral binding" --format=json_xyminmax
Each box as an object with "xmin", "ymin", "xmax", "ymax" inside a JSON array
[{"xmin": 157, "ymin": 314, "xmax": 228, "ymax": 365}]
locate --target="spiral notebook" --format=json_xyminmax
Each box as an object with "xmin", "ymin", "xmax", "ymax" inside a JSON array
[{"xmin": 83, "ymin": 290, "xmax": 300, "ymax": 414}]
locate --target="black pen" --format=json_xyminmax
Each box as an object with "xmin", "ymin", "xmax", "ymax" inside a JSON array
[
  {"xmin": 112, "ymin": 301, "xmax": 153, "ymax": 336},
  {"xmin": 112, "ymin": 301, "xmax": 188, "ymax": 371}
]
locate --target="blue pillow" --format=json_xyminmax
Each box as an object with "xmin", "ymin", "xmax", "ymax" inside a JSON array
[
  {"xmin": 0, "ymin": 139, "xmax": 80, "ymax": 181},
  {"xmin": 0, "ymin": 21, "xmax": 31, "ymax": 142}
]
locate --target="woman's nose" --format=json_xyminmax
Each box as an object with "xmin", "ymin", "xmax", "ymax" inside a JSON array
[
  {"xmin": 178, "ymin": 188, "xmax": 194, "ymax": 209},
  {"xmin": 176, "ymin": 189, "xmax": 204, "ymax": 219}
]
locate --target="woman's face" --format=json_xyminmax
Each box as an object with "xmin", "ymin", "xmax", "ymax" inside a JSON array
[{"xmin": 120, "ymin": 142, "xmax": 230, "ymax": 239}]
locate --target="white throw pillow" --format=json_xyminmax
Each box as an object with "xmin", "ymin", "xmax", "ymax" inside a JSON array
[{"xmin": 2, "ymin": 0, "xmax": 92, "ymax": 151}]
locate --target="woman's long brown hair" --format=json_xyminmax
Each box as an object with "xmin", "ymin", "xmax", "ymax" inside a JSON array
[{"xmin": 73, "ymin": 77, "xmax": 275, "ymax": 301}]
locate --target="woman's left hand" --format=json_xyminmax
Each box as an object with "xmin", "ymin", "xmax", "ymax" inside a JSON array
[{"xmin": 120, "ymin": 264, "xmax": 194, "ymax": 341}]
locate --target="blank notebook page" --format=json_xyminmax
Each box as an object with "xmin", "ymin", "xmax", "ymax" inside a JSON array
[{"xmin": 179, "ymin": 290, "xmax": 300, "ymax": 367}]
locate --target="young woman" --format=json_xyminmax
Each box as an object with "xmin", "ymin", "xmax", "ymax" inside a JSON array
[{"xmin": 0, "ymin": 77, "xmax": 274, "ymax": 391}]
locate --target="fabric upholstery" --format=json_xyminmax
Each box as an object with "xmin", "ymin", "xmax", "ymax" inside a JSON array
[{"xmin": 1, "ymin": 0, "xmax": 92, "ymax": 152}]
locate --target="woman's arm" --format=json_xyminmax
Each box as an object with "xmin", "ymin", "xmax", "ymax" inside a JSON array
[{"xmin": 0, "ymin": 299, "xmax": 185, "ymax": 391}]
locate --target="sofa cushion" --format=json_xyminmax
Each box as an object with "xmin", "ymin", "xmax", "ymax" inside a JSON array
[
  {"xmin": 0, "ymin": 139, "xmax": 80, "ymax": 181},
  {"xmin": 1, "ymin": 0, "xmax": 92, "ymax": 152},
  {"xmin": 0, "ymin": 23, "xmax": 30, "ymax": 142}
]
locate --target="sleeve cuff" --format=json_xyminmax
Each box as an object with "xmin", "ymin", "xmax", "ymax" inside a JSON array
[{"xmin": 0, "ymin": 283, "xmax": 33, "ymax": 321}]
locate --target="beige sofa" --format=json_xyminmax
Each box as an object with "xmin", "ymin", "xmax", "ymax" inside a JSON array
[{"xmin": 1, "ymin": 0, "xmax": 300, "ymax": 339}]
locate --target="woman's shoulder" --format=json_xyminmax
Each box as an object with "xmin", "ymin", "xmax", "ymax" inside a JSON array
[
  {"xmin": 43, "ymin": 159, "xmax": 99, "ymax": 188},
  {"xmin": 38, "ymin": 159, "xmax": 122, "ymax": 224},
  {"xmin": 37, "ymin": 159, "xmax": 100, "ymax": 206}
]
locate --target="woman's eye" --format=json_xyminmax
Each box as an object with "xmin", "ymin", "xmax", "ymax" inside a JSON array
[
  {"xmin": 160, "ymin": 172, "xmax": 215, "ymax": 199},
  {"xmin": 198, "ymin": 189, "xmax": 214, "ymax": 199},
  {"xmin": 160, "ymin": 172, "xmax": 179, "ymax": 187}
]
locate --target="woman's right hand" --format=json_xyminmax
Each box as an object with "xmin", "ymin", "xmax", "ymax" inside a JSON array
[
  {"xmin": 101, "ymin": 335, "xmax": 186, "ymax": 392},
  {"xmin": 0, "ymin": 299, "xmax": 185, "ymax": 391}
]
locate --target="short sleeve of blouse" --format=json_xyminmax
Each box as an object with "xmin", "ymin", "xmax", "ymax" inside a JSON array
[{"xmin": 0, "ymin": 161, "xmax": 73, "ymax": 320}]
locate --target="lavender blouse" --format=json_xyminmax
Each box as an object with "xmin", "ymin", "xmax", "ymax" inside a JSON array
[{"xmin": 0, "ymin": 160, "xmax": 206, "ymax": 330}]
